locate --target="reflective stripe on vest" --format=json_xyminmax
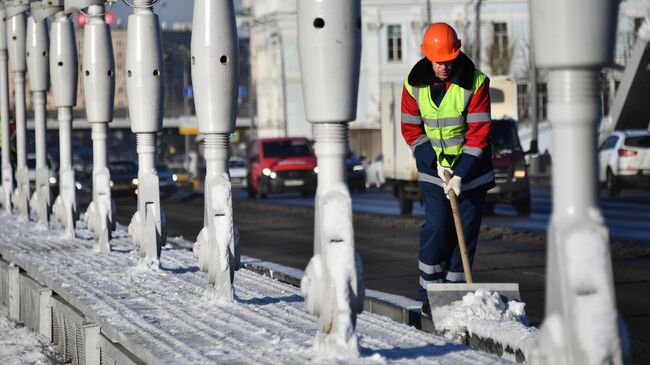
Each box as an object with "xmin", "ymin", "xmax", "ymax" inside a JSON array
[{"xmin": 404, "ymin": 71, "xmax": 487, "ymax": 168}]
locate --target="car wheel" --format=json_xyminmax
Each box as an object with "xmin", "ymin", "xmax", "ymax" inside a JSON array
[
  {"xmin": 259, "ymin": 178, "xmax": 268, "ymax": 199},
  {"xmin": 515, "ymin": 197, "xmax": 531, "ymax": 216},
  {"xmin": 398, "ymin": 185, "xmax": 413, "ymax": 216},
  {"xmin": 606, "ymin": 169, "xmax": 620, "ymax": 198},
  {"xmin": 247, "ymin": 178, "xmax": 257, "ymax": 199}
]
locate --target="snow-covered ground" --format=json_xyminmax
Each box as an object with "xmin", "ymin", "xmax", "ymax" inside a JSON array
[
  {"xmin": 0, "ymin": 306, "xmax": 61, "ymax": 365},
  {"xmin": 0, "ymin": 215, "xmax": 513, "ymax": 364}
]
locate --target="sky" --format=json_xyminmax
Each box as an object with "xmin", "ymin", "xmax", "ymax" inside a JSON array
[{"xmin": 110, "ymin": 0, "xmax": 244, "ymax": 25}]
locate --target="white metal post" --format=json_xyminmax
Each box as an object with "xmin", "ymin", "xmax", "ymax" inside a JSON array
[
  {"xmin": 43, "ymin": 0, "xmax": 79, "ymax": 238},
  {"xmin": 71, "ymin": 0, "xmax": 115, "ymax": 252},
  {"xmin": 26, "ymin": 12, "xmax": 51, "ymax": 227},
  {"xmin": 7, "ymin": 0, "xmax": 29, "ymax": 220},
  {"xmin": 190, "ymin": 0, "xmax": 240, "ymax": 301},
  {"xmin": 0, "ymin": 4, "xmax": 13, "ymax": 214},
  {"xmin": 529, "ymin": 0, "xmax": 631, "ymax": 364},
  {"xmin": 297, "ymin": 0, "xmax": 364, "ymax": 356},
  {"xmin": 124, "ymin": 0, "xmax": 166, "ymax": 268}
]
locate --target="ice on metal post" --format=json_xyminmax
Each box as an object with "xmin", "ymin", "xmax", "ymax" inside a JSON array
[
  {"xmin": 190, "ymin": 0, "xmax": 240, "ymax": 301},
  {"xmin": 125, "ymin": 0, "xmax": 166, "ymax": 268},
  {"xmin": 0, "ymin": 2, "xmax": 13, "ymax": 214},
  {"xmin": 71, "ymin": 0, "xmax": 116, "ymax": 252},
  {"xmin": 529, "ymin": 0, "xmax": 631, "ymax": 364},
  {"xmin": 297, "ymin": 0, "xmax": 364, "ymax": 356},
  {"xmin": 37, "ymin": 0, "xmax": 80, "ymax": 238},
  {"xmin": 26, "ymin": 6, "xmax": 51, "ymax": 227},
  {"xmin": 7, "ymin": 0, "xmax": 29, "ymax": 220}
]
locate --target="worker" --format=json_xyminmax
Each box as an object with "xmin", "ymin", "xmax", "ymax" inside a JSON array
[{"xmin": 400, "ymin": 22, "xmax": 494, "ymax": 316}]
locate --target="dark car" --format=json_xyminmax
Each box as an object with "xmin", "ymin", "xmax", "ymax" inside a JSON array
[
  {"xmin": 157, "ymin": 163, "xmax": 178, "ymax": 198},
  {"xmin": 486, "ymin": 119, "xmax": 531, "ymax": 215},
  {"xmin": 346, "ymin": 150, "xmax": 366, "ymax": 192},
  {"xmin": 109, "ymin": 161, "xmax": 139, "ymax": 196}
]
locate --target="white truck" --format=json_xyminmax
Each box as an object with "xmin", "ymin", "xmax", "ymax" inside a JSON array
[{"xmin": 380, "ymin": 77, "xmax": 524, "ymax": 215}]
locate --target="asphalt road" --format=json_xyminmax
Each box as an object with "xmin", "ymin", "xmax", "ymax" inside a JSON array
[{"xmin": 103, "ymin": 186, "xmax": 650, "ymax": 363}]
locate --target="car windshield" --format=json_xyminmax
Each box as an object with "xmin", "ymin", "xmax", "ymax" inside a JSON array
[
  {"xmin": 263, "ymin": 140, "xmax": 311, "ymax": 158},
  {"xmin": 109, "ymin": 162, "xmax": 137, "ymax": 173},
  {"xmin": 490, "ymin": 122, "xmax": 521, "ymax": 152},
  {"xmin": 625, "ymin": 135, "xmax": 650, "ymax": 148},
  {"xmin": 228, "ymin": 159, "xmax": 246, "ymax": 168}
]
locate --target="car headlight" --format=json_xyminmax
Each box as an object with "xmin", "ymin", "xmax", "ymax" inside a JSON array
[
  {"xmin": 352, "ymin": 164, "xmax": 365, "ymax": 171},
  {"xmin": 110, "ymin": 180, "xmax": 114, "ymax": 187},
  {"xmin": 313, "ymin": 166, "xmax": 319, "ymax": 174},
  {"xmin": 172, "ymin": 174, "xmax": 178, "ymax": 182},
  {"xmin": 75, "ymin": 182, "xmax": 83, "ymax": 190},
  {"xmin": 262, "ymin": 168, "xmax": 272, "ymax": 176},
  {"xmin": 49, "ymin": 176, "xmax": 57, "ymax": 185},
  {"xmin": 132, "ymin": 178, "xmax": 139, "ymax": 185},
  {"xmin": 270, "ymin": 172, "xmax": 277, "ymax": 179},
  {"xmin": 514, "ymin": 168, "xmax": 526, "ymax": 179}
]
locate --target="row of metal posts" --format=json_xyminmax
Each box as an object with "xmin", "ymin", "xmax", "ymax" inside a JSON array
[
  {"xmin": 0, "ymin": 0, "xmax": 631, "ymax": 361},
  {"xmin": 0, "ymin": 0, "xmax": 366, "ymax": 353}
]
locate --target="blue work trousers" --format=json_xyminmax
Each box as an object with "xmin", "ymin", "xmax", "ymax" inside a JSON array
[{"xmin": 418, "ymin": 182, "xmax": 487, "ymax": 300}]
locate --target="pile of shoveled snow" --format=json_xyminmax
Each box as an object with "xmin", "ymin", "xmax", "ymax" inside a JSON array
[
  {"xmin": 430, "ymin": 289, "xmax": 529, "ymax": 343},
  {"xmin": 0, "ymin": 307, "xmax": 61, "ymax": 365}
]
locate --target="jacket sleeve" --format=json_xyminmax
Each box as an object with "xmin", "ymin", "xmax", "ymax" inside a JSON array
[
  {"xmin": 453, "ymin": 79, "xmax": 492, "ymax": 180},
  {"xmin": 401, "ymin": 85, "xmax": 435, "ymax": 168}
]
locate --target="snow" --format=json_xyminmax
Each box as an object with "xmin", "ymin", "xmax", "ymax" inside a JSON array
[
  {"xmin": 430, "ymin": 289, "xmax": 531, "ymax": 345},
  {"xmin": 0, "ymin": 307, "xmax": 61, "ymax": 365},
  {"xmin": 0, "ymin": 214, "xmax": 512, "ymax": 364}
]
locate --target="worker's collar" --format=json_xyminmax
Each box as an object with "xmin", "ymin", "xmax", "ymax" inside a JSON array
[{"xmin": 407, "ymin": 51, "xmax": 475, "ymax": 90}]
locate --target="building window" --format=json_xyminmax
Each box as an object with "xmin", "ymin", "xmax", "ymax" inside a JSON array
[
  {"xmin": 537, "ymin": 83, "xmax": 547, "ymax": 121},
  {"xmin": 387, "ymin": 25, "xmax": 402, "ymax": 62},
  {"xmin": 516, "ymin": 83, "xmax": 528, "ymax": 120},
  {"xmin": 492, "ymin": 22, "xmax": 509, "ymax": 58}
]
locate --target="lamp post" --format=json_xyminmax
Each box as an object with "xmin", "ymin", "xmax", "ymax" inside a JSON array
[
  {"xmin": 297, "ymin": 0, "xmax": 364, "ymax": 356},
  {"xmin": 124, "ymin": 0, "xmax": 166, "ymax": 268},
  {"xmin": 0, "ymin": 2, "xmax": 13, "ymax": 215},
  {"xmin": 43, "ymin": 0, "xmax": 80, "ymax": 238},
  {"xmin": 6, "ymin": 0, "xmax": 30, "ymax": 221},
  {"xmin": 190, "ymin": 0, "xmax": 240, "ymax": 300},
  {"xmin": 26, "ymin": 1, "xmax": 52, "ymax": 227},
  {"xmin": 68, "ymin": 0, "xmax": 116, "ymax": 252},
  {"xmin": 529, "ymin": 0, "xmax": 631, "ymax": 363}
]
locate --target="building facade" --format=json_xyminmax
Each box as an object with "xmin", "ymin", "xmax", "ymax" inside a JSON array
[{"xmin": 249, "ymin": 0, "xmax": 649, "ymax": 159}]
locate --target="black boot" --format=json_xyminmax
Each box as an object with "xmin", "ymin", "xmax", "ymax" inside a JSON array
[{"xmin": 421, "ymin": 299, "xmax": 431, "ymax": 318}]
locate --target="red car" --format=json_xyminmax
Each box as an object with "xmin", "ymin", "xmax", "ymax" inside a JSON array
[{"xmin": 246, "ymin": 137, "xmax": 318, "ymax": 198}]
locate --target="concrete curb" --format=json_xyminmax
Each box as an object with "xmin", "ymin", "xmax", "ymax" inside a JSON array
[{"xmin": 241, "ymin": 256, "xmax": 537, "ymax": 363}]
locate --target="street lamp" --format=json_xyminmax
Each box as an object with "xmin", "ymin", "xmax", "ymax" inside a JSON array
[
  {"xmin": 6, "ymin": 0, "xmax": 30, "ymax": 221},
  {"xmin": 68, "ymin": 0, "xmax": 116, "ymax": 252},
  {"xmin": 0, "ymin": 2, "xmax": 13, "ymax": 214},
  {"xmin": 124, "ymin": 0, "xmax": 166, "ymax": 268},
  {"xmin": 26, "ymin": 1, "xmax": 53, "ymax": 227},
  {"xmin": 529, "ymin": 0, "xmax": 631, "ymax": 363},
  {"xmin": 191, "ymin": 0, "xmax": 240, "ymax": 300},
  {"xmin": 42, "ymin": 0, "xmax": 81, "ymax": 238},
  {"xmin": 297, "ymin": 0, "xmax": 364, "ymax": 356}
]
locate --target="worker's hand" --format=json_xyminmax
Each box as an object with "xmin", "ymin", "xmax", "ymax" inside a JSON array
[
  {"xmin": 436, "ymin": 164, "xmax": 453, "ymax": 181},
  {"xmin": 443, "ymin": 175, "xmax": 462, "ymax": 199}
]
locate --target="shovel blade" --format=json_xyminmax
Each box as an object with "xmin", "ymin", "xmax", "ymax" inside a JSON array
[{"xmin": 426, "ymin": 283, "xmax": 521, "ymax": 308}]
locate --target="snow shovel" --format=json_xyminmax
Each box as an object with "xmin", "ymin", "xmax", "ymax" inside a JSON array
[{"xmin": 425, "ymin": 171, "xmax": 521, "ymax": 309}]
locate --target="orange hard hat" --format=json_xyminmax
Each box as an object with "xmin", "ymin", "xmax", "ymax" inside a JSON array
[{"xmin": 421, "ymin": 23, "xmax": 461, "ymax": 63}]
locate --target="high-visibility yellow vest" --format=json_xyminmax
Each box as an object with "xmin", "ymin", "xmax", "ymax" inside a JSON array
[{"xmin": 404, "ymin": 70, "xmax": 487, "ymax": 168}]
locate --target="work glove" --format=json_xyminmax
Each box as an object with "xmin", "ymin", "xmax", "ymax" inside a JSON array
[
  {"xmin": 437, "ymin": 162, "xmax": 461, "ymax": 199},
  {"xmin": 443, "ymin": 175, "xmax": 462, "ymax": 199},
  {"xmin": 436, "ymin": 164, "xmax": 453, "ymax": 181}
]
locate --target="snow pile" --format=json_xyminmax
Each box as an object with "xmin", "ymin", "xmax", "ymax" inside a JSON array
[
  {"xmin": 430, "ymin": 289, "xmax": 529, "ymax": 343},
  {"xmin": 0, "ymin": 307, "xmax": 60, "ymax": 365}
]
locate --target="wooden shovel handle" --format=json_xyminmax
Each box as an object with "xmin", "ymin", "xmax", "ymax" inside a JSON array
[{"xmin": 443, "ymin": 170, "xmax": 473, "ymax": 284}]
